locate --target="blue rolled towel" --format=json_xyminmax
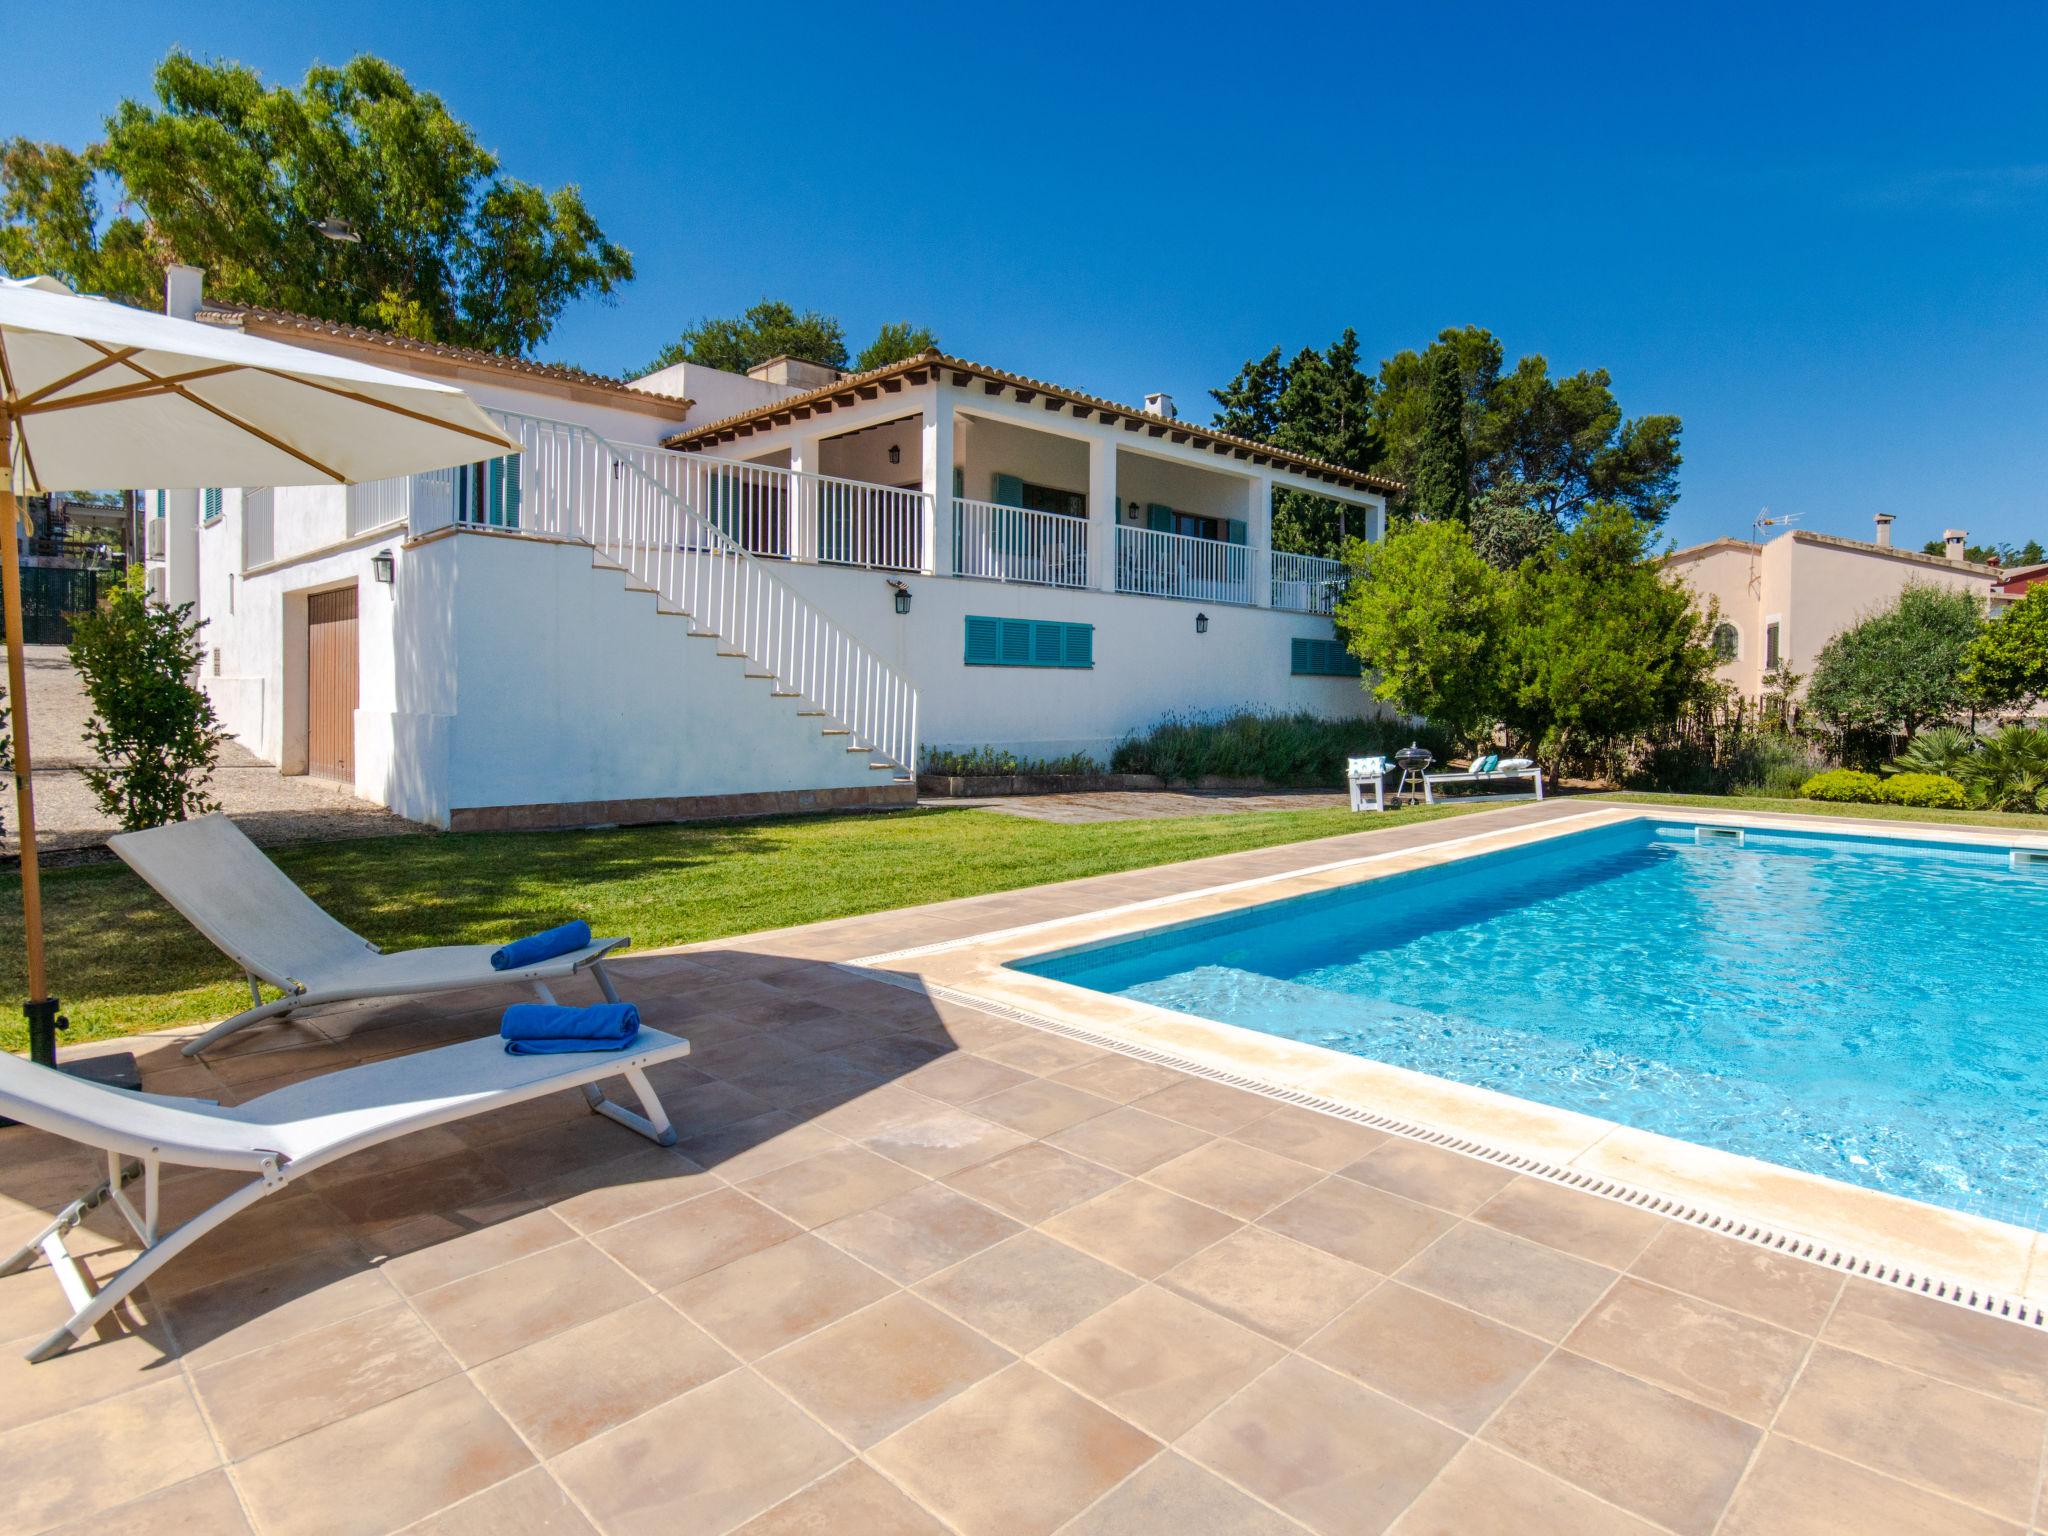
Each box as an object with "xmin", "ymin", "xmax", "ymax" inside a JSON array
[
  {"xmin": 500, "ymin": 1002, "xmax": 641, "ymax": 1055},
  {"xmin": 492, "ymin": 920, "xmax": 593, "ymax": 972}
]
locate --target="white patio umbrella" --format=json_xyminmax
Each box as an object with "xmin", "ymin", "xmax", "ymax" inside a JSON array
[{"xmin": 1, "ymin": 275, "xmax": 518, "ymax": 1067}]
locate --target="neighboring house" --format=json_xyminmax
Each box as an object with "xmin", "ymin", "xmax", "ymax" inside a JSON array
[
  {"xmin": 1993, "ymin": 560, "xmax": 2048, "ymax": 607},
  {"xmin": 1664, "ymin": 514, "xmax": 2003, "ymax": 700},
  {"xmin": 149, "ymin": 267, "xmax": 1395, "ymax": 832}
]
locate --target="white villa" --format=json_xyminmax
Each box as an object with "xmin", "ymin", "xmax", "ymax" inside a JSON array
[{"xmin": 145, "ymin": 267, "xmax": 1394, "ymax": 831}]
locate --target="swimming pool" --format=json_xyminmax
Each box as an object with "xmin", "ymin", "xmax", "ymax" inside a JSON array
[{"xmin": 1014, "ymin": 819, "xmax": 2048, "ymax": 1228}]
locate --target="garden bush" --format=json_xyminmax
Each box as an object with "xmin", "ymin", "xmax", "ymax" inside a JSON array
[
  {"xmin": 923, "ymin": 745, "xmax": 1100, "ymax": 776},
  {"xmin": 1875, "ymin": 772, "xmax": 1968, "ymax": 809},
  {"xmin": 1799, "ymin": 768, "xmax": 1884, "ymax": 803},
  {"xmin": 1110, "ymin": 710, "xmax": 1451, "ymax": 788}
]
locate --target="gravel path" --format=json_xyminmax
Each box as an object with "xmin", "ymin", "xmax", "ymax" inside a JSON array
[{"xmin": 4, "ymin": 644, "xmax": 429, "ymax": 859}]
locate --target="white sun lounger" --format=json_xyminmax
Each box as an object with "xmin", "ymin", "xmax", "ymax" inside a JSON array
[
  {"xmin": 1422, "ymin": 759, "xmax": 1545, "ymax": 803},
  {"xmin": 0, "ymin": 1026, "xmax": 690, "ymax": 1361},
  {"xmin": 107, "ymin": 814, "xmax": 629, "ymax": 1057}
]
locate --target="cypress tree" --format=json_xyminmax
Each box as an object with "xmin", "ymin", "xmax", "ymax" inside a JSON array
[{"xmin": 1411, "ymin": 345, "xmax": 1471, "ymax": 523}]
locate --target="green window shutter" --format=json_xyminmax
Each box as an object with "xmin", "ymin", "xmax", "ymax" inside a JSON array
[
  {"xmin": 1031, "ymin": 621, "xmax": 1064, "ymax": 666},
  {"xmin": 1146, "ymin": 503, "xmax": 1174, "ymax": 533},
  {"xmin": 998, "ymin": 617, "xmax": 1033, "ymax": 664},
  {"xmin": 1225, "ymin": 519, "xmax": 1248, "ymax": 545},
  {"xmin": 992, "ymin": 473, "xmax": 1025, "ymax": 507},
  {"xmin": 1292, "ymin": 637, "xmax": 1361, "ymax": 676},
  {"xmin": 964, "ymin": 615, "xmax": 1002, "ymax": 664},
  {"xmin": 502, "ymin": 454, "xmax": 522, "ymax": 528},
  {"xmin": 1291, "ymin": 637, "xmax": 1312, "ymax": 673},
  {"xmin": 488, "ymin": 458, "xmax": 506, "ymax": 526},
  {"xmin": 202, "ymin": 488, "xmax": 222, "ymax": 522},
  {"xmin": 952, "ymin": 466, "xmax": 964, "ymax": 499},
  {"xmin": 1063, "ymin": 622, "xmax": 1094, "ymax": 668}
]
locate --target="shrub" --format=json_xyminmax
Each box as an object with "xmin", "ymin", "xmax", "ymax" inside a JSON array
[
  {"xmin": 68, "ymin": 585, "xmax": 227, "ymax": 831},
  {"xmin": 1885, "ymin": 725, "xmax": 1976, "ymax": 780},
  {"xmin": 1966, "ymin": 724, "xmax": 2048, "ymax": 812},
  {"xmin": 1110, "ymin": 710, "xmax": 1451, "ymax": 789},
  {"xmin": 924, "ymin": 745, "xmax": 1099, "ymax": 777},
  {"xmin": 1799, "ymin": 768, "xmax": 1883, "ymax": 803},
  {"xmin": 1875, "ymin": 772, "xmax": 1968, "ymax": 809}
]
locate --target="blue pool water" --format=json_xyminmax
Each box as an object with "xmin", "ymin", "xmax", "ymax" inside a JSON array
[{"xmin": 1015, "ymin": 820, "xmax": 2048, "ymax": 1227}]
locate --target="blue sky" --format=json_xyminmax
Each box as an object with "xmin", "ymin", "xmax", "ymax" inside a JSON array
[{"xmin": 14, "ymin": 1, "xmax": 2047, "ymax": 552}]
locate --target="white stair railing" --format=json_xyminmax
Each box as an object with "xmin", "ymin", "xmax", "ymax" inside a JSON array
[{"xmin": 490, "ymin": 412, "xmax": 920, "ymax": 774}]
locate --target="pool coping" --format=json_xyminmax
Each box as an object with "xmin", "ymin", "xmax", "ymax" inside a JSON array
[{"xmin": 843, "ymin": 803, "xmax": 2048, "ymax": 1326}]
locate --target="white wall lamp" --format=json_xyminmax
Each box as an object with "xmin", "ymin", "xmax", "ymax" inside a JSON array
[{"xmin": 887, "ymin": 579, "xmax": 911, "ymax": 615}]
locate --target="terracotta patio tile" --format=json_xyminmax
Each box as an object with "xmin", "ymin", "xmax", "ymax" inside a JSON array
[
  {"xmin": 1387, "ymin": 1441, "xmax": 1665, "ymax": 1536},
  {"xmin": 817, "ymin": 1182, "xmax": 1023, "ymax": 1283},
  {"xmin": 1058, "ymin": 1451, "xmax": 1301, "ymax": 1536},
  {"xmin": 317, "ymin": 1150, "xmax": 520, "ymax": 1230},
  {"xmin": 730, "ymin": 1053, "xmax": 887, "ymax": 1112},
  {"xmin": 833, "ymin": 1034, "xmax": 955, "ymax": 1078},
  {"xmin": 1628, "ymin": 1224, "xmax": 1842, "ymax": 1335},
  {"xmin": 1031, "ymin": 1285, "xmax": 1284, "ymax": 1439},
  {"xmin": 1339, "ymin": 1139, "xmax": 1517, "ymax": 1216},
  {"xmin": 1146, "ymin": 1138, "xmax": 1324, "ymax": 1220},
  {"xmin": 590, "ymin": 1186, "xmax": 802, "ymax": 1289},
  {"xmin": 38, "ymin": 1470, "xmax": 253, "ymax": 1536},
  {"xmin": 1162, "ymin": 1223, "xmax": 1380, "ymax": 1346},
  {"xmin": 1131, "ymin": 1078, "xmax": 1274, "ymax": 1135},
  {"xmin": 812, "ymin": 1083, "xmax": 946, "ymax": 1138},
  {"xmin": 1045, "ymin": 1105, "xmax": 1213, "ymax": 1175},
  {"xmin": 773, "ymin": 1009, "xmax": 894, "ymax": 1054},
  {"xmin": 659, "ymin": 1076, "xmax": 784, "ymax": 1135},
  {"xmin": 1181, "ymin": 1354, "xmax": 1462, "ymax": 1535},
  {"xmin": 1306, "ymin": 1281, "xmax": 1547, "ymax": 1432},
  {"xmin": 1717, "ymin": 1434, "xmax": 2026, "ymax": 1536},
  {"xmin": 402, "ymin": 1468, "xmax": 599, "ymax": 1535},
  {"xmin": 729, "ymin": 1460, "xmax": 952, "ymax": 1535},
  {"xmin": 1229, "ymin": 1104, "xmax": 1387, "ymax": 1172},
  {"xmin": 688, "ymin": 1031, "xmax": 822, "ymax": 1081},
  {"xmin": 0, "ymin": 1376, "xmax": 219, "ymax": 1536},
  {"xmin": 1472, "ymin": 1179, "xmax": 1662, "ymax": 1268},
  {"xmin": 1771, "ymin": 1344, "xmax": 2043, "ymax": 1522},
  {"xmin": 552, "ymin": 1368, "xmax": 847, "ymax": 1536},
  {"xmin": 943, "ymin": 1143, "xmax": 1125, "ymax": 1223},
  {"xmin": 1396, "ymin": 1221, "xmax": 1618, "ymax": 1341},
  {"xmin": 471, "ymin": 1296, "xmax": 735, "ymax": 1455},
  {"xmin": 1822, "ymin": 1277, "xmax": 2048, "ymax": 1409},
  {"xmin": 161, "ymin": 1247, "xmax": 398, "ymax": 1367},
  {"xmin": 475, "ymin": 1114, "xmax": 663, "ymax": 1190},
  {"xmin": 916, "ymin": 1231, "xmax": 1138, "ymax": 1352},
  {"xmin": 739, "ymin": 1145, "xmax": 928, "ymax": 1229},
  {"xmin": 1048, "ymin": 1054, "xmax": 1190, "ymax": 1105},
  {"xmin": 759, "ymin": 1291, "xmax": 1013, "ymax": 1446},
  {"xmin": 528, "ymin": 1145, "xmax": 723, "ymax": 1235},
  {"xmin": 853, "ymin": 1103, "xmax": 1034, "ymax": 1179},
  {"xmin": 972, "ymin": 1079, "xmax": 1117, "ymax": 1138},
  {"xmin": 1041, "ymin": 1181, "xmax": 1242, "ymax": 1279},
  {"xmin": 233, "ymin": 1375, "xmax": 532, "ymax": 1536},
  {"xmin": 666, "ymin": 1233, "xmax": 894, "ymax": 1359},
  {"xmin": 1260, "ymin": 1175, "xmax": 1454, "ymax": 1273},
  {"xmin": 192, "ymin": 1299, "xmax": 458, "ymax": 1458},
  {"xmin": 0, "ymin": 1311, "xmax": 170, "ymax": 1435},
  {"xmin": 1565, "ymin": 1277, "xmax": 1810, "ymax": 1423},
  {"xmin": 1481, "ymin": 1351, "xmax": 1758, "ymax": 1536},
  {"xmin": 902, "ymin": 1052, "xmax": 1036, "ymax": 1105},
  {"xmin": 411, "ymin": 1237, "xmax": 646, "ymax": 1367},
  {"xmin": 974, "ymin": 1032, "xmax": 1107, "ymax": 1076},
  {"xmin": 680, "ymin": 1112, "xmax": 849, "ymax": 1182},
  {"xmin": 382, "ymin": 1208, "xmax": 578, "ymax": 1295},
  {"xmin": 868, "ymin": 1362, "xmax": 1159, "ymax": 1536}
]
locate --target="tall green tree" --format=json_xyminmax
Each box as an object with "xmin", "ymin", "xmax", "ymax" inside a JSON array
[
  {"xmin": 1805, "ymin": 584, "xmax": 1987, "ymax": 738},
  {"xmin": 643, "ymin": 301, "xmax": 939, "ymax": 378},
  {"xmin": 1210, "ymin": 330, "xmax": 1379, "ymax": 556},
  {"xmin": 1, "ymin": 53, "xmax": 633, "ymax": 357},
  {"xmin": 1409, "ymin": 346, "xmax": 1471, "ymax": 524},
  {"xmin": 855, "ymin": 321, "xmax": 939, "ymax": 371},
  {"xmin": 1962, "ymin": 584, "xmax": 2048, "ymax": 712},
  {"xmin": 1919, "ymin": 536, "xmax": 2046, "ymax": 565}
]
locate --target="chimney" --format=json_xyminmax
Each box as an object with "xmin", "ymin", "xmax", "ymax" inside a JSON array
[
  {"xmin": 1944, "ymin": 528, "xmax": 1968, "ymax": 563},
  {"xmin": 1873, "ymin": 512, "xmax": 1893, "ymax": 549},
  {"xmin": 164, "ymin": 264, "xmax": 204, "ymax": 321},
  {"xmin": 1143, "ymin": 391, "xmax": 1177, "ymax": 420}
]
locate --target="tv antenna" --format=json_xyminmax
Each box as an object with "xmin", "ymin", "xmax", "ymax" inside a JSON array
[{"xmin": 1753, "ymin": 507, "xmax": 1800, "ymax": 539}]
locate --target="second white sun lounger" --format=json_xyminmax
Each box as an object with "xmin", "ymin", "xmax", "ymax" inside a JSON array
[
  {"xmin": 107, "ymin": 814, "xmax": 629, "ymax": 1057},
  {"xmin": 0, "ymin": 1025, "xmax": 690, "ymax": 1362}
]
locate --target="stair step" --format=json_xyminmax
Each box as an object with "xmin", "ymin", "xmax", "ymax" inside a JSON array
[
  {"xmin": 686, "ymin": 631, "xmax": 719, "ymax": 639},
  {"xmin": 715, "ymin": 651, "xmax": 747, "ymax": 659},
  {"xmin": 770, "ymin": 691, "xmax": 802, "ymax": 699},
  {"xmin": 796, "ymin": 710, "xmax": 827, "ymax": 717},
  {"xmin": 845, "ymin": 744, "xmax": 874, "ymax": 753},
  {"xmin": 743, "ymin": 672, "xmax": 776, "ymax": 680},
  {"xmin": 820, "ymin": 728, "xmax": 850, "ymax": 737},
  {"xmin": 869, "ymin": 762, "xmax": 902, "ymax": 771}
]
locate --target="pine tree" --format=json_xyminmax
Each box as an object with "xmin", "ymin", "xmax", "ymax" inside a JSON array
[{"xmin": 1411, "ymin": 346, "xmax": 1471, "ymax": 523}]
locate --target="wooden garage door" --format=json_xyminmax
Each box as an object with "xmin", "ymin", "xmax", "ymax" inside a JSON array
[{"xmin": 306, "ymin": 587, "xmax": 359, "ymax": 783}]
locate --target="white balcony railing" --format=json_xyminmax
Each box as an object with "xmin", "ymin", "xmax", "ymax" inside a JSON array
[
  {"xmin": 1269, "ymin": 551, "xmax": 1347, "ymax": 614},
  {"xmin": 951, "ymin": 499, "xmax": 1090, "ymax": 588},
  {"xmin": 1115, "ymin": 523, "xmax": 1251, "ymax": 604},
  {"xmin": 617, "ymin": 448, "xmax": 926, "ymax": 572}
]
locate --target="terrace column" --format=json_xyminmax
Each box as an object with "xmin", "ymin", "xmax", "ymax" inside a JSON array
[
  {"xmin": 1248, "ymin": 472, "xmax": 1273, "ymax": 607},
  {"xmin": 919, "ymin": 392, "xmax": 954, "ymax": 576},
  {"xmin": 788, "ymin": 432, "xmax": 824, "ymax": 563},
  {"xmin": 1087, "ymin": 435, "xmax": 1118, "ymax": 591}
]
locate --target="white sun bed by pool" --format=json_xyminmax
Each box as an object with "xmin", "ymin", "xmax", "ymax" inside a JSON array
[
  {"xmin": 0, "ymin": 1026, "xmax": 690, "ymax": 1362},
  {"xmin": 1423, "ymin": 758, "xmax": 1545, "ymax": 803},
  {"xmin": 108, "ymin": 814, "xmax": 628, "ymax": 1057}
]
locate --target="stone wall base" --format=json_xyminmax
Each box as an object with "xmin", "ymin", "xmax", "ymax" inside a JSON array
[{"xmin": 449, "ymin": 781, "xmax": 917, "ymax": 833}]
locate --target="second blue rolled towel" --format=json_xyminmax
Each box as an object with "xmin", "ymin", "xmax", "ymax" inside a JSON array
[
  {"xmin": 492, "ymin": 920, "xmax": 593, "ymax": 972},
  {"xmin": 500, "ymin": 1002, "xmax": 641, "ymax": 1055}
]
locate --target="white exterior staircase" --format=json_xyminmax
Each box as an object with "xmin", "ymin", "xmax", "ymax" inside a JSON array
[{"xmin": 486, "ymin": 412, "xmax": 918, "ymax": 786}]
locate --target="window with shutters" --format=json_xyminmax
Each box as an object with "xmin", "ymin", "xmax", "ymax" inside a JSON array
[
  {"xmin": 201, "ymin": 487, "xmax": 223, "ymax": 525},
  {"xmin": 964, "ymin": 615, "xmax": 1094, "ymax": 668},
  {"xmin": 455, "ymin": 455, "xmax": 523, "ymax": 527},
  {"xmin": 1291, "ymin": 637, "xmax": 1362, "ymax": 677}
]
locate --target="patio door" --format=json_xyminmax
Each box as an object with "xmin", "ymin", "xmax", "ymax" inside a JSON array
[{"xmin": 306, "ymin": 586, "xmax": 359, "ymax": 783}]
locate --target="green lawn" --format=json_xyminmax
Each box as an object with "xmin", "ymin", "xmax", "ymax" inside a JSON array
[{"xmin": 0, "ymin": 800, "xmax": 1476, "ymax": 1052}]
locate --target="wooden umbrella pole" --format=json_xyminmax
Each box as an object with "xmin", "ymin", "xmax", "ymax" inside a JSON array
[{"xmin": 0, "ymin": 412, "xmax": 59, "ymax": 1065}]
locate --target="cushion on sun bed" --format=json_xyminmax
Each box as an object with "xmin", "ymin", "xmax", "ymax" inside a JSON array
[
  {"xmin": 492, "ymin": 920, "xmax": 594, "ymax": 972},
  {"xmin": 1497, "ymin": 757, "xmax": 1534, "ymax": 771},
  {"xmin": 500, "ymin": 1001, "xmax": 642, "ymax": 1054}
]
